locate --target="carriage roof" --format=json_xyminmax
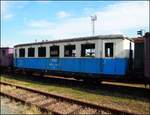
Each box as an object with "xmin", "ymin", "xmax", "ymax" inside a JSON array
[{"xmin": 14, "ymin": 34, "xmax": 132, "ymax": 47}]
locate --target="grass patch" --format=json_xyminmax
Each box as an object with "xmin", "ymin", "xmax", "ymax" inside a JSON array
[{"xmin": 0, "ymin": 75, "xmax": 149, "ymax": 114}]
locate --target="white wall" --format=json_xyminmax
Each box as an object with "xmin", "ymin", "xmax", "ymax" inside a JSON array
[
  {"xmin": 102, "ymin": 39, "xmax": 124, "ymax": 58},
  {"xmin": 15, "ymin": 38, "xmax": 132, "ymax": 59},
  {"xmin": 123, "ymin": 39, "xmax": 134, "ymax": 58}
]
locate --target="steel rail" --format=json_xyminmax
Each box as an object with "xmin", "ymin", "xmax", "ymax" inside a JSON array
[
  {"xmin": 3, "ymin": 73, "xmax": 150, "ymax": 90},
  {"xmin": 0, "ymin": 81, "xmax": 138, "ymax": 115}
]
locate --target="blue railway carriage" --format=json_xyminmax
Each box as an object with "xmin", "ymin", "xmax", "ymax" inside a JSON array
[{"xmin": 14, "ymin": 35, "xmax": 134, "ymax": 80}]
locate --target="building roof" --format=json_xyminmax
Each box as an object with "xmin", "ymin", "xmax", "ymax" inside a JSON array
[
  {"xmin": 144, "ymin": 32, "xmax": 150, "ymax": 38},
  {"xmin": 0, "ymin": 47, "xmax": 13, "ymax": 49},
  {"xmin": 14, "ymin": 34, "xmax": 131, "ymax": 47},
  {"xmin": 133, "ymin": 37, "xmax": 144, "ymax": 43}
]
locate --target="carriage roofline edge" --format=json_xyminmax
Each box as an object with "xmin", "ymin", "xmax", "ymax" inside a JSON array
[{"xmin": 14, "ymin": 34, "xmax": 133, "ymax": 48}]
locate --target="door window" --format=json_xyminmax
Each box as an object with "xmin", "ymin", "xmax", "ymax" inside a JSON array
[{"xmin": 105, "ymin": 43, "xmax": 113, "ymax": 57}]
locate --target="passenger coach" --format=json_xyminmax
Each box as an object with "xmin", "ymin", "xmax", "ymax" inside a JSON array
[
  {"xmin": 0, "ymin": 47, "xmax": 13, "ymax": 72},
  {"xmin": 14, "ymin": 35, "xmax": 134, "ymax": 80}
]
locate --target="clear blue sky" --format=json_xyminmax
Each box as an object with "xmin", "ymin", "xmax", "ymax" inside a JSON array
[{"xmin": 1, "ymin": 1, "xmax": 149, "ymax": 47}]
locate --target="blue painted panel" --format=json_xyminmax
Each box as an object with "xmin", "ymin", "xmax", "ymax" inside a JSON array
[
  {"xmin": 102, "ymin": 58, "xmax": 128, "ymax": 75},
  {"xmin": 15, "ymin": 58, "xmax": 49, "ymax": 70},
  {"xmin": 102, "ymin": 59, "xmax": 116, "ymax": 75},
  {"xmin": 115, "ymin": 59, "xmax": 128, "ymax": 75},
  {"xmin": 59, "ymin": 58, "xmax": 102, "ymax": 74},
  {"xmin": 59, "ymin": 58, "xmax": 80, "ymax": 72},
  {"xmin": 14, "ymin": 58, "xmax": 128, "ymax": 76},
  {"xmin": 48, "ymin": 58, "xmax": 60, "ymax": 70},
  {"xmin": 80, "ymin": 58, "xmax": 102, "ymax": 74}
]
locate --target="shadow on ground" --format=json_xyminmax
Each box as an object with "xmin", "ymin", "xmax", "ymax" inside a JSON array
[{"xmin": 2, "ymin": 74, "xmax": 150, "ymax": 102}]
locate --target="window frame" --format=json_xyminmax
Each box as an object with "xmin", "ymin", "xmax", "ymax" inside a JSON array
[
  {"xmin": 50, "ymin": 45, "xmax": 60, "ymax": 57},
  {"xmin": 81, "ymin": 43, "xmax": 95, "ymax": 57},
  {"xmin": 28, "ymin": 47, "xmax": 35, "ymax": 57},
  {"xmin": 19, "ymin": 48, "xmax": 25, "ymax": 57},
  {"xmin": 38, "ymin": 47, "xmax": 46, "ymax": 57},
  {"xmin": 105, "ymin": 42, "xmax": 114, "ymax": 58},
  {"xmin": 64, "ymin": 45, "xmax": 76, "ymax": 57}
]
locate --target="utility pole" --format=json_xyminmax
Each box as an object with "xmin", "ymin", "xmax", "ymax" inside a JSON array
[{"xmin": 91, "ymin": 15, "xmax": 97, "ymax": 36}]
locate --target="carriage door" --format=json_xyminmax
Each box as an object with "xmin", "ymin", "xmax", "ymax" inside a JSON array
[{"xmin": 102, "ymin": 42, "xmax": 115, "ymax": 75}]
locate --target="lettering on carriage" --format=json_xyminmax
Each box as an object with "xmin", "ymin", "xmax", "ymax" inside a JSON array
[{"xmin": 49, "ymin": 59, "xmax": 58, "ymax": 67}]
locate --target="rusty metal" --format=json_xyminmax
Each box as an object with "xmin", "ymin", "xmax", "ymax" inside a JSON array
[
  {"xmin": 144, "ymin": 32, "xmax": 150, "ymax": 79},
  {"xmin": 0, "ymin": 81, "xmax": 137, "ymax": 115},
  {"xmin": 133, "ymin": 37, "xmax": 144, "ymax": 73},
  {"xmin": 0, "ymin": 47, "xmax": 13, "ymax": 70}
]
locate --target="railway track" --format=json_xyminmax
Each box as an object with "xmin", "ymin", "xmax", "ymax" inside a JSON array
[
  {"xmin": 0, "ymin": 81, "xmax": 137, "ymax": 115},
  {"xmin": 4, "ymin": 72, "xmax": 150, "ymax": 90},
  {"xmin": 3, "ymin": 73, "xmax": 150, "ymax": 95}
]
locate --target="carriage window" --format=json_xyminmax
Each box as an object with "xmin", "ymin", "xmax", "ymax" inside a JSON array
[
  {"xmin": 28, "ymin": 48, "xmax": 35, "ymax": 57},
  {"xmin": 38, "ymin": 47, "xmax": 46, "ymax": 57},
  {"xmin": 81, "ymin": 43, "xmax": 95, "ymax": 57},
  {"xmin": 50, "ymin": 46, "xmax": 59, "ymax": 57},
  {"xmin": 19, "ymin": 48, "xmax": 25, "ymax": 57},
  {"xmin": 105, "ymin": 43, "xmax": 113, "ymax": 57},
  {"xmin": 64, "ymin": 45, "xmax": 76, "ymax": 57}
]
